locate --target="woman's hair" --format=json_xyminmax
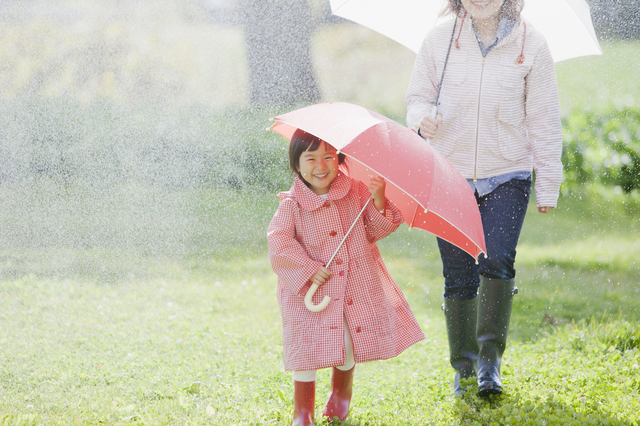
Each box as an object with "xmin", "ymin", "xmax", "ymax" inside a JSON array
[
  {"xmin": 288, "ymin": 129, "xmax": 346, "ymax": 178},
  {"xmin": 444, "ymin": 0, "xmax": 524, "ymax": 20}
]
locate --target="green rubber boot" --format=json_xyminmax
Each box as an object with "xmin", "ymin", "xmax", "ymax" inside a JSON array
[
  {"xmin": 476, "ymin": 277, "xmax": 517, "ymax": 396},
  {"xmin": 443, "ymin": 296, "xmax": 479, "ymax": 396}
]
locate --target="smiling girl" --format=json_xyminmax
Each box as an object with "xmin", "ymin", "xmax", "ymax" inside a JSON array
[{"xmin": 267, "ymin": 129, "xmax": 424, "ymax": 425}]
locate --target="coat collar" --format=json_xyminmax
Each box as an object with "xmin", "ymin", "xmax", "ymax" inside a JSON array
[
  {"xmin": 462, "ymin": 16, "xmax": 524, "ymax": 52},
  {"xmin": 286, "ymin": 172, "xmax": 352, "ymax": 211}
]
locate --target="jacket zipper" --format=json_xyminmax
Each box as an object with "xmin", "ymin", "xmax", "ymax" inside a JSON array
[{"xmin": 473, "ymin": 57, "xmax": 486, "ymax": 184}]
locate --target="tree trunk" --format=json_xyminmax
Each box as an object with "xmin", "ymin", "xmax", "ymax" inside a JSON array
[{"xmin": 239, "ymin": 0, "xmax": 321, "ymax": 106}]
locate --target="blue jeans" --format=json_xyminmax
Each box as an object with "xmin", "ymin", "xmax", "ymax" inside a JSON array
[{"xmin": 437, "ymin": 177, "xmax": 531, "ymax": 299}]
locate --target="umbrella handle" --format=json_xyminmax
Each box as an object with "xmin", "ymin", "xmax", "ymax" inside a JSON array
[
  {"xmin": 425, "ymin": 105, "xmax": 438, "ymax": 143},
  {"xmin": 304, "ymin": 283, "xmax": 331, "ymax": 312},
  {"xmin": 413, "ymin": 105, "xmax": 439, "ymax": 143}
]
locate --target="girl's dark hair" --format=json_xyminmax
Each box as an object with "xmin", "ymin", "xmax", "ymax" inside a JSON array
[
  {"xmin": 288, "ymin": 129, "xmax": 346, "ymax": 179},
  {"xmin": 443, "ymin": 0, "xmax": 523, "ymax": 20}
]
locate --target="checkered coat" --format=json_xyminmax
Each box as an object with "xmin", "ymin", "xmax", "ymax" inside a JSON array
[{"xmin": 267, "ymin": 173, "xmax": 425, "ymax": 371}]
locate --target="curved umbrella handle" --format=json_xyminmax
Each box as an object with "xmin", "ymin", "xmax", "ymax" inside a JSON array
[{"xmin": 304, "ymin": 283, "xmax": 331, "ymax": 312}]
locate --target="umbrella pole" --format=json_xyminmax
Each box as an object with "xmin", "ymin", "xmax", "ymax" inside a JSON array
[
  {"xmin": 304, "ymin": 196, "xmax": 373, "ymax": 312},
  {"xmin": 408, "ymin": 203, "xmax": 421, "ymax": 229},
  {"xmin": 424, "ymin": 17, "xmax": 458, "ymax": 143}
]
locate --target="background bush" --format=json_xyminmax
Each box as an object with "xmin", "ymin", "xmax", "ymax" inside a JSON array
[
  {"xmin": 562, "ymin": 107, "xmax": 640, "ymax": 194},
  {"xmin": 0, "ymin": 100, "xmax": 291, "ymax": 192},
  {"xmin": 3, "ymin": 99, "xmax": 640, "ymax": 198}
]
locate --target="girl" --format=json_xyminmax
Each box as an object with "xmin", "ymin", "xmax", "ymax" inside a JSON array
[
  {"xmin": 267, "ymin": 129, "xmax": 424, "ymax": 425},
  {"xmin": 406, "ymin": 0, "xmax": 562, "ymax": 396}
]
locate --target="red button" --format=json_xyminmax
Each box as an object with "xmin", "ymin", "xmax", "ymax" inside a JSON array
[
  {"xmin": 335, "ymin": 259, "xmax": 343, "ymax": 265},
  {"xmin": 356, "ymin": 326, "xmax": 361, "ymax": 333},
  {"xmin": 323, "ymin": 202, "xmax": 331, "ymax": 208},
  {"xmin": 329, "ymin": 231, "xmax": 337, "ymax": 236},
  {"xmin": 339, "ymin": 271, "xmax": 344, "ymax": 277},
  {"xmin": 347, "ymin": 299, "xmax": 353, "ymax": 305}
]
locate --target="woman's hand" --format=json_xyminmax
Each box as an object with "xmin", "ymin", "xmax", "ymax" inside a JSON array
[
  {"xmin": 419, "ymin": 113, "xmax": 443, "ymax": 139},
  {"xmin": 369, "ymin": 176, "xmax": 387, "ymax": 213},
  {"xmin": 310, "ymin": 267, "xmax": 331, "ymax": 287},
  {"xmin": 538, "ymin": 206, "xmax": 554, "ymax": 213}
]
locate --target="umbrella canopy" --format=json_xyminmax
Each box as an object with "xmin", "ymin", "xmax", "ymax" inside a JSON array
[
  {"xmin": 270, "ymin": 102, "xmax": 486, "ymax": 260},
  {"xmin": 329, "ymin": 0, "xmax": 602, "ymax": 62}
]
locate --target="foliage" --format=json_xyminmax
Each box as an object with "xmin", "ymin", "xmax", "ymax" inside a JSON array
[
  {"xmin": 562, "ymin": 107, "xmax": 640, "ymax": 193},
  {"xmin": 0, "ymin": 3, "xmax": 248, "ymax": 108},
  {"xmin": 5, "ymin": 98, "xmax": 640, "ymax": 201},
  {"xmin": 0, "ymin": 100, "xmax": 293, "ymax": 193}
]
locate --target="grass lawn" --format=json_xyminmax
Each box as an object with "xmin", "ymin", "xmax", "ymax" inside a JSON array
[{"xmin": 1, "ymin": 182, "xmax": 639, "ymax": 425}]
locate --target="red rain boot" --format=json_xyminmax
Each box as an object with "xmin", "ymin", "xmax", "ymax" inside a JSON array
[
  {"xmin": 292, "ymin": 380, "xmax": 315, "ymax": 426},
  {"xmin": 323, "ymin": 366, "xmax": 354, "ymax": 422}
]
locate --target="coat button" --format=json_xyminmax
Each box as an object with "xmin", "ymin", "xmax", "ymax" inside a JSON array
[
  {"xmin": 339, "ymin": 271, "xmax": 344, "ymax": 277},
  {"xmin": 323, "ymin": 202, "xmax": 331, "ymax": 208},
  {"xmin": 347, "ymin": 298, "xmax": 353, "ymax": 305},
  {"xmin": 356, "ymin": 326, "xmax": 361, "ymax": 333},
  {"xmin": 329, "ymin": 231, "xmax": 337, "ymax": 236},
  {"xmin": 335, "ymin": 259, "xmax": 343, "ymax": 265}
]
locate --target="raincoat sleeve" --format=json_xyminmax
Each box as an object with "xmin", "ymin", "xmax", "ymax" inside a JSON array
[
  {"xmin": 356, "ymin": 181, "xmax": 404, "ymax": 243},
  {"xmin": 267, "ymin": 198, "xmax": 325, "ymax": 297},
  {"xmin": 405, "ymin": 29, "xmax": 440, "ymax": 130},
  {"xmin": 525, "ymin": 40, "xmax": 563, "ymax": 208}
]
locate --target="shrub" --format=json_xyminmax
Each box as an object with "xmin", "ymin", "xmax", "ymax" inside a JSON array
[
  {"xmin": 563, "ymin": 108, "xmax": 640, "ymax": 193},
  {"xmin": 0, "ymin": 100, "xmax": 292, "ymax": 192}
]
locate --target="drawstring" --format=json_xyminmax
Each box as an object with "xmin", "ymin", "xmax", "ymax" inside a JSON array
[
  {"xmin": 455, "ymin": 12, "xmax": 467, "ymax": 49},
  {"xmin": 515, "ymin": 22, "xmax": 527, "ymax": 64}
]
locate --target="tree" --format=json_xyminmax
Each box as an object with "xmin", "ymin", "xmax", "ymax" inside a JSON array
[{"xmin": 238, "ymin": 0, "xmax": 321, "ymax": 106}]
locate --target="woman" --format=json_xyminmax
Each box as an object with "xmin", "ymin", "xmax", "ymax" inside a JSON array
[{"xmin": 406, "ymin": 0, "xmax": 562, "ymax": 396}]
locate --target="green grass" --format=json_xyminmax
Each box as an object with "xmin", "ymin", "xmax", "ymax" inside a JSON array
[{"xmin": 1, "ymin": 181, "xmax": 639, "ymax": 425}]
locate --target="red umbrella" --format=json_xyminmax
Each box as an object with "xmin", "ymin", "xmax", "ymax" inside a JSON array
[{"xmin": 270, "ymin": 102, "xmax": 486, "ymax": 310}]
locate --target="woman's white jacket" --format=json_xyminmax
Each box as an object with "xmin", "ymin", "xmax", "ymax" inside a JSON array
[{"xmin": 406, "ymin": 18, "xmax": 563, "ymax": 207}]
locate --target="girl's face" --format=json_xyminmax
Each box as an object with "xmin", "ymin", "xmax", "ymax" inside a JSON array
[
  {"xmin": 461, "ymin": 0, "xmax": 505, "ymax": 22},
  {"xmin": 297, "ymin": 142, "xmax": 340, "ymax": 195}
]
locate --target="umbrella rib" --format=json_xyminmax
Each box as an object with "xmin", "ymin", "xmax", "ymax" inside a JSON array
[
  {"xmin": 330, "ymin": 0, "xmax": 351, "ymax": 15},
  {"xmin": 409, "ymin": 203, "xmax": 420, "ymax": 229},
  {"xmin": 343, "ymin": 155, "xmax": 486, "ymax": 259},
  {"xmin": 343, "ymin": 155, "xmax": 428, "ymax": 216},
  {"xmin": 425, "ymin": 209, "xmax": 487, "ymax": 259}
]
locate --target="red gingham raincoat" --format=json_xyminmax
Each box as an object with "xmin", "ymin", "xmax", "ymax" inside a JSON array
[{"xmin": 267, "ymin": 173, "xmax": 425, "ymax": 371}]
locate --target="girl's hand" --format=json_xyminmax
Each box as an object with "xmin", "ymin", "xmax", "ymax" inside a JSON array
[
  {"xmin": 369, "ymin": 176, "xmax": 386, "ymax": 213},
  {"xmin": 538, "ymin": 206, "xmax": 554, "ymax": 213},
  {"xmin": 310, "ymin": 266, "xmax": 331, "ymax": 287},
  {"xmin": 419, "ymin": 113, "xmax": 443, "ymax": 139}
]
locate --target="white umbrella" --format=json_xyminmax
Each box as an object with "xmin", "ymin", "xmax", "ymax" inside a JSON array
[{"xmin": 329, "ymin": 0, "xmax": 602, "ymax": 63}]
